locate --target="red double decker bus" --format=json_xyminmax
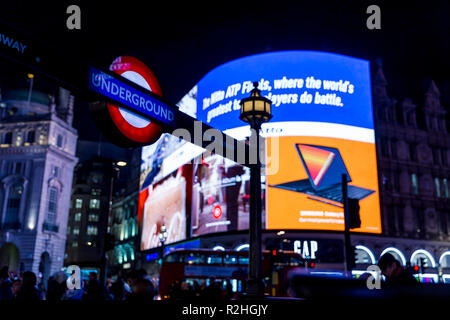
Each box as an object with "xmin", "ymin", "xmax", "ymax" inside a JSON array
[{"xmin": 158, "ymin": 249, "xmax": 305, "ymax": 298}]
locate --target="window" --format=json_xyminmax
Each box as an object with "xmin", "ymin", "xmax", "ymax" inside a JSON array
[
  {"xmin": 74, "ymin": 212, "xmax": 81, "ymax": 222},
  {"xmin": 207, "ymin": 255, "xmax": 223, "ymax": 264},
  {"xmin": 381, "ymin": 139, "xmax": 389, "ymax": 157},
  {"xmin": 389, "ymin": 140, "xmax": 397, "ymax": 159},
  {"xmin": 435, "ymin": 178, "xmax": 441, "ymax": 198},
  {"xmin": 442, "ymin": 149, "xmax": 448, "ymax": 166},
  {"xmin": 56, "ymin": 134, "xmax": 63, "ymax": 148},
  {"xmin": 440, "ymin": 212, "xmax": 448, "ymax": 235},
  {"xmin": 91, "ymin": 188, "xmax": 101, "ymax": 196},
  {"xmin": 238, "ymin": 256, "xmax": 249, "ymax": 265},
  {"xmin": 73, "ymin": 227, "xmax": 79, "ymax": 235},
  {"xmin": 411, "ymin": 173, "xmax": 419, "ymax": 195},
  {"xmin": 46, "ymin": 187, "xmax": 58, "ymax": 224},
  {"xmin": 15, "ymin": 162, "xmax": 22, "ymax": 174},
  {"xmin": 4, "ymin": 184, "xmax": 22, "ymax": 225},
  {"xmin": 87, "ymin": 225, "xmax": 98, "ymax": 235},
  {"xmin": 15, "ymin": 134, "xmax": 22, "ymax": 146},
  {"xmin": 184, "ymin": 253, "xmax": 205, "ymax": 264},
  {"xmin": 393, "ymin": 172, "xmax": 400, "ymax": 192},
  {"xmin": 415, "ymin": 208, "xmax": 425, "ymax": 235},
  {"xmin": 88, "ymin": 213, "xmax": 99, "ymax": 222},
  {"xmin": 444, "ymin": 179, "xmax": 449, "ymax": 198},
  {"xmin": 224, "ymin": 255, "xmax": 238, "ymax": 264},
  {"xmin": 165, "ymin": 253, "xmax": 183, "ymax": 263},
  {"xmin": 67, "ymin": 226, "xmax": 71, "ymax": 235},
  {"xmin": 38, "ymin": 134, "xmax": 45, "ymax": 145},
  {"xmin": 131, "ymin": 219, "xmax": 137, "ymax": 237},
  {"xmin": 3, "ymin": 132, "xmax": 12, "ymax": 144},
  {"xmin": 433, "ymin": 148, "xmax": 442, "ymax": 165},
  {"xmin": 52, "ymin": 166, "xmax": 59, "ymax": 177},
  {"xmin": 89, "ymin": 199, "xmax": 100, "ymax": 209},
  {"xmin": 409, "ymin": 144, "xmax": 416, "ymax": 161},
  {"xmin": 396, "ymin": 206, "xmax": 404, "ymax": 234},
  {"xmin": 92, "ymin": 174, "xmax": 102, "ymax": 184},
  {"xmin": 388, "ymin": 207, "xmax": 397, "ymax": 234},
  {"xmin": 72, "ymin": 241, "xmax": 78, "ymax": 247},
  {"xmin": 26, "ymin": 131, "xmax": 35, "ymax": 143},
  {"xmin": 86, "ymin": 241, "xmax": 96, "ymax": 247},
  {"xmin": 75, "ymin": 198, "xmax": 83, "ymax": 209}
]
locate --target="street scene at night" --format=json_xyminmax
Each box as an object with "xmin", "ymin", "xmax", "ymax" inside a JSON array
[{"xmin": 0, "ymin": 1, "xmax": 449, "ymax": 317}]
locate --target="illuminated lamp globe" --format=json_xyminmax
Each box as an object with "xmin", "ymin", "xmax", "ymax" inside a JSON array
[{"xmin": 239, "ymin": 81, "xmax": 272, "ymax": 129}]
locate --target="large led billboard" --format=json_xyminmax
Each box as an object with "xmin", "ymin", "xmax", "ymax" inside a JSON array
[
  {"xmin": 139, "ymin": 134, "xmax": 200, "ymax": 250},
  {"xmin": 139, "ymin": 51, "xmax": 381, "ymax": 250},
  {"xmin": 178, "ymin": 51, "xmax": 381, "ymax": 234}
]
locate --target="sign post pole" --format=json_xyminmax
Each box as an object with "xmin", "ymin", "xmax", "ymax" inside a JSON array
[{"xmin": 342, "ymin": 173, "xmax": 353, "ymax": 276}]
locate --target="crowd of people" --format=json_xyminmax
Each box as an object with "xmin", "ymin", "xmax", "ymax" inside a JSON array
[
  {"xmin": 0, "ymin": 266, "xmax": 157, "ymax": 301},
  {"xmin": 167, "ymin": 278, "xmax": 236, "ymax": 301},
  {"xmin": 0, "ymin": 253, "xmax": 421, "ymax": 302}
]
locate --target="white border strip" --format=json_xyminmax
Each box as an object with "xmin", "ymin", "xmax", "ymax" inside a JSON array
[
  {"xmin": 224, "ymin": 122, "xmax": 375, "ymax": 143},
  {"xmin": 355, "ymin": 245, "xmax": 376, "ymax": 264},
  {"xmin": 410, "ymin": 249, "xmax": 436, "ymax": 268},
  {"xmin": 380, "ymin": 247, "xmax": 407, "ymax": 266}
]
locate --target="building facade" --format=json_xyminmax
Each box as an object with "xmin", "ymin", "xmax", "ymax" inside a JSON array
[
  {"xmin": 352, "ymin": 60, "xmax": 450, "ymax": 278},
  {"xmin": 0, "ymin": 87, "xmax": 78, "ymax": 282},
  {"xmin": 107, "ymin": 147, "xmax": 141, "ymax": 276},
  {"xmin": 64, "ymin": 140, "xmax": 132, "ymax": 272}
]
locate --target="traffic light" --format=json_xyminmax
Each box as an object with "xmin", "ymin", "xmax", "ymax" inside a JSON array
[
  {"xmin": 348, "ymin": 198, "xmax": 361, "ymax": 229},
  {"xmin": 419, "ymin": 258, "xmax": 425, "ymax": 274},
  {"xmin": 352, "ymin": 246, "xmax": 358, "ymax": 267}
]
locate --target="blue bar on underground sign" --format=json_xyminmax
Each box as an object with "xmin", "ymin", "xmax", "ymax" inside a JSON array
[{"xmin": 88, "ymin": 66, "xmax": 176, "ymax": 126}]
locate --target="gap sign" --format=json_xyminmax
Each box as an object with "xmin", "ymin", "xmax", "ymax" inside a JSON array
[{"xmin": 88, "ymin": 66, "xmax": 177, "ymax": 127}]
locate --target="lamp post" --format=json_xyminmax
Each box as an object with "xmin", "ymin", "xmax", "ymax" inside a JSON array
[
  {"xmin": 239, "ymin": 81, "xmax": 272, "ymax": 297},
  {"xmin": 158, "ymin": 225, "xmax": 168, "ymax": 261},
  {"xmin": 100, "ymin": 161, "xmax": 126, "ymax": 287}
]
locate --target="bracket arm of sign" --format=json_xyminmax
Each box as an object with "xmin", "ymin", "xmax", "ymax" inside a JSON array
[
  {"xmin": 87, "ymin": 66, "xmax": 252, "ymax": 165},
  {"xmin": 0, "ymin": 20, "xmax": 252, "ymax": 165}
]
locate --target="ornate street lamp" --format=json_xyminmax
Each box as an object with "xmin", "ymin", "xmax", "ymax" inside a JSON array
[
  {"xmin": 240, "ymin": 82, "xmax": 272, "ymax": 130},
  {"xmin": 239, "ymin": 81, "xmax": 272, "ymax": 297},
  {"xmin": 158, "ymin": 224, "xmax": 168, "ymax": 259}
]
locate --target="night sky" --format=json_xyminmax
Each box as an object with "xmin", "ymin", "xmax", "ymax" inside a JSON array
[{"xmin": 1, "ymin": 1, "xmax": 449, "ymax": 140}]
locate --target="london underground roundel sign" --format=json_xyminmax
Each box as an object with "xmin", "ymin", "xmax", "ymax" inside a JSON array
[
  {"xmin": 107, "ymin": 56, "xmax": 163, "ymax": 144},
  {"xmin": 90, "ymin": 56, "xmax": 164, "ymax": 148}
]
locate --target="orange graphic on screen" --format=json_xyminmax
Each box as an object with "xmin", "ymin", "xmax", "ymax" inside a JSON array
[
  {"xmin": 298, "ymin": 144, "xmax": 335, "ymax": 187},
  {"xmin": 266, "ymin": 136, "xmax": 382, "ymax": 234}
]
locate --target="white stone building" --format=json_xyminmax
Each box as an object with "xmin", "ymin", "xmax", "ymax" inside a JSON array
[{"xmin": 0, "ymin": 87, "xmax": 78, "ymax": 283}]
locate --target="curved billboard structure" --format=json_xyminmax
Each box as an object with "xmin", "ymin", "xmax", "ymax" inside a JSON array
[{"xmin": 139, "ymin": 50, "xmax": 381, "ymax": 250}]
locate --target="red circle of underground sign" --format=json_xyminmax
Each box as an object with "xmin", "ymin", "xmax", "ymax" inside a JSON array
[
  {"xmin": 107, "ymin": 56, "xmax": 163, "ymax": 144},
  {"xmin": 212, "ymin": 205, "xmax": 222, "ymax": 220}
]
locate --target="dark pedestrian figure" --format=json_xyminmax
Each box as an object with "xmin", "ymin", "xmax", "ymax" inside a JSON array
[
  {"xmin": 110, "ymin": 277, "xmax": 127, "ymax": 300},
  {"xmin": 378, "ymin": 253, "xmax": 417, "ymax": 287},
  {"xmin": 126, "ymin": 269, "xmax": 155, "ymax": 301},
  {"xmin": 224, "ymin": 279, "xmax": 233, "ymax": 300},
  {"xmin": 15, "ymin": 271, "xmax": 43, "ymax": 301},
  {"xmin": 201, "ymin": 278, "xmax": 224, "ymax": 302},
  {"xmin": 83, "ymin": 272, "xmax": 104, "ymax": 301},
  {"xmin": 46, "ymin": 272, "xmax": 67, "ymax": 301},
  {"xmin": 0, "ymin": 266, "xmax": 13, "ymax": 301}
]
